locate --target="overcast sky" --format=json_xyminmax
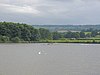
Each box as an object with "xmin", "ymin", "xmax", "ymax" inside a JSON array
[{"xmin": 0, "ymin": 0, "xmax": 100, "ymax": 25}]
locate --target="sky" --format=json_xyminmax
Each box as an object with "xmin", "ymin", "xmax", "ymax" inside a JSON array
[{"xmin": 0, "ymin": 0, "xmax": 100, "ymax": 25}]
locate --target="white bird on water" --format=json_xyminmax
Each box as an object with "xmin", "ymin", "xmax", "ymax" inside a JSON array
[{"xmin": 38, "ymin": 51, "xmax": 41, "ymax": 55}]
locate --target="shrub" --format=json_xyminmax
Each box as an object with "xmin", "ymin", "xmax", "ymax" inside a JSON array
[{"xmin": 11, "ymin": 37, "xmax": 21, "ymax": 43}]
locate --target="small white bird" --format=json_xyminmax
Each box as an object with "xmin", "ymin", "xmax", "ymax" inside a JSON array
[{"xmin": 38, "ymin": 51, "xmax": 41, "ymax": 55}]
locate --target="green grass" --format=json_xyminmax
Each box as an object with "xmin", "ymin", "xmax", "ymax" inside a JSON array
[
  {"xmin": 95, "ymin": 35, "xmax": 100, "ymax": 38},
  {"xmin": 40, "ymin": 39, "xmax": 100, "ymax": 43},
  {"xmin": 84, "ymin": 32, "xmax": 91, "ymax": 35},
  {"xmin": 0, "ymin": 38, "xmax": 100, "ymax": 43}
]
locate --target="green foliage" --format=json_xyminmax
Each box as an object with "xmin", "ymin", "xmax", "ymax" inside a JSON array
[
  {"xmin": 64, "ymin": 32, "xmax": 80, "ymax": 39},
  {"xmin": 0, "ymin": 22, "xmax": 42, "ymax": 42},
  {"xmin": 39, "ymin": 28, "xmax": 52, "ymax": 40},
  {"xmin": 0, "ymin": 36, "xmax": 10, "ymax": 43},
  {"xmin": 11, "ymin": 37, "xmax": 21, "ymax": 43},
  {"xmin": 85, "ymin": 33, "xmax": 91, "ymax": 38},
  {"xmin": 33, "ymin": 29, "xmax": 40, "ymax": 41},
  {"xmin": 52, "ymin": 32, "xmax": 61, "ymax": 40},
  {"xmin": 91, "ymin": 30, "xmax": 98, "ymax": 37},
  {"xmin": 0, "ymin": 22, "xmax": 53, "ymax": 43},
  {"xmin": 80, "ymin": 31, "xmax": 86, "ymax": 38},
  {"xmin": 0, "ymin": 22, "xmax": 99, "ymax": 43},
  {"xmin": 93, "ymin": 39, "xmax": 95, "ymax": 43}
]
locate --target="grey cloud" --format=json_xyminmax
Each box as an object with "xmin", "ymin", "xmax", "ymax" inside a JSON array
[
  {"xmin": 47, "ymin": 0, "xmax": 74, "ymax": 2},
  {"xmin": 0, "ymin": 0, "xmax": 100, "ymax": 25}
]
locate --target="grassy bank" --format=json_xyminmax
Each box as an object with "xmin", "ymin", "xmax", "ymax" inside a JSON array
[
  {"xmin": 0, "ymin": 38, "xmax": 100, "ymax": 43},
  {"xmin": 39, "ymin": 39, "xmax": 100, "ymax": 44},
  {"xmin": 0, "ymin": 40, "xmax": 100, "ymax": 44}
]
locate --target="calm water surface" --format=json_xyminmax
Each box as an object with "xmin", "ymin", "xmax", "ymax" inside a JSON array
[{"xmin": 0, "ymin": 43, "xmax": 100, "ymax": 75}]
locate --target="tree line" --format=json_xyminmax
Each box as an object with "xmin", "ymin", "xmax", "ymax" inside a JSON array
[
  {"xmin": 0, "ymin": 22, "xmax": 99, "ymax": 43},
  {"xmin": 52, "ymin": 31, "xmax": 100, "ymax": 40},
  {"xmin": 0, "ymin": 22, "xmax": 52, "ymax": 42}
]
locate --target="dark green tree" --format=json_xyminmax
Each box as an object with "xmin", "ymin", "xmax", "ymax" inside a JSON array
[
  {"xmin": 52, "ymin": 32, "xmax": 61, "ymax": 40},
  {"xmin": 0, "ymin": 36, "xmax": 10, "ymax": 43},
  {"xmin": 39, "ymin": 28, "xmax": 52, "ymax": 40},
  {"xmin": 80, "ymin": 31, "xmax": 86, "ymax": 38}
]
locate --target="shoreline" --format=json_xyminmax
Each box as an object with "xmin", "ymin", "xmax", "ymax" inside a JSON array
[{"xmin": 0, "ymin": 42, "xmax": 100, "ymax": 44}]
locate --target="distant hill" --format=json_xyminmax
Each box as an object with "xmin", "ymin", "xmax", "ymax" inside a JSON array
[{"xmin": 33, "ymin": 25, "xmax": 100, "ymax": 32}]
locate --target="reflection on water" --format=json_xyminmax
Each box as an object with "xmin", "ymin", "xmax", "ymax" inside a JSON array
[{"xmin": 0, "ymin": 43, "xmax": 100, "ymax": 75}]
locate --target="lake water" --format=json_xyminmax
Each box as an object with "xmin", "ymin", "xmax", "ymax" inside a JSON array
[{"xmin": 0, "ymin": 43, "xmax": 100, "ymax": 75}]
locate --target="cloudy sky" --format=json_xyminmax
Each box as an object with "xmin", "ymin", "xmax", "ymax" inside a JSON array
[{"xmin": 0, "ymin": 0, "xmax": 100, "ymax": 25}]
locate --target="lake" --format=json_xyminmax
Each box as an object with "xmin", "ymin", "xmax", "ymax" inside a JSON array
[{"xmin": 0, "ymin": 43, "xmax": 100, "ymax": 75}]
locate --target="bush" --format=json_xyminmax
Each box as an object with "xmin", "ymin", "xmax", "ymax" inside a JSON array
[
  {"xmin": 11, "ymin": 37, "xmax": 21, "ymax": 43},
  {"xmin": 0, "ymin": 36, "xmax": 10, "ymax": 43}
]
